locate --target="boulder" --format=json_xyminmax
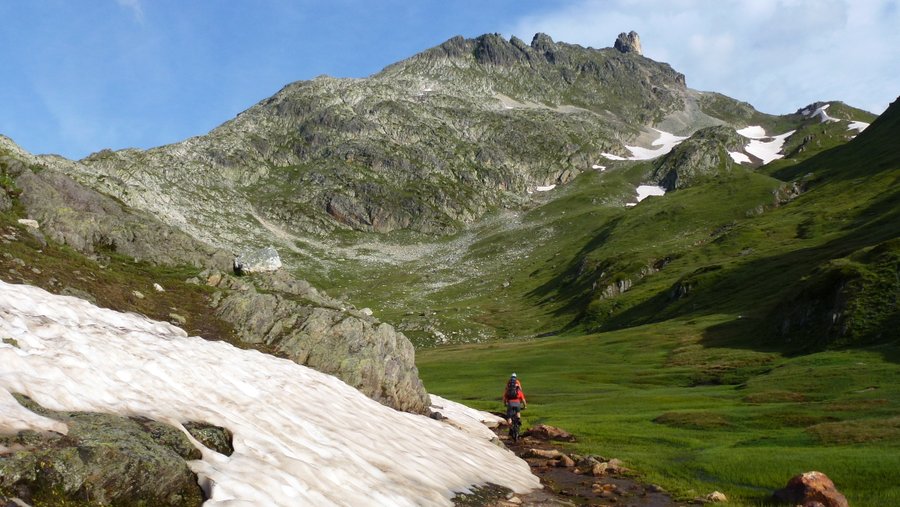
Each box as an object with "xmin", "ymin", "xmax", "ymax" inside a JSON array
[
  {"xmin": 524, "ymin": 448, "xmax": 562, "ymax": 460},
  {"xmin": 774, "ymin": 471, "xmax": 848, "ymax": 507},
  {"xmin": 524, "ymin": 424, "xmax": 575, "ymax": 441},
  {"xmin": 234, "ymin": 246, "xmax": 282, "ymax": 274},
  {"xmin": 0, "ymin": 396, "xmax": 204, "ymax": 506},
  {"xmin": 557, "ymin": 454, "xmax": 575, "ymax": 468},
  {"xmin": 705, "ymin": 490, "xmax": 728, "ymax": 503},
  {"xmin": 211, "ymin": 273, "xmax": 429, "ymax": 413},
  {"xmin": 184, "ymin": 422, "xmax": 234, "ymax": 456}
]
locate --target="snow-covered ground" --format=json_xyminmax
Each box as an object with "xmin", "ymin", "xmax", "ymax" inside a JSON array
[
  {"xmin": 603, "ymin": 129, "xmax": 688, "ymax": 161},
  {"xmin": 728, "ymin": 151, "xmax": 752, "ymax": 164},
  {"xmin": 0, "ymin": 280, "xmax": 539, "ymax": 506},
  {"xmin": 735, "ymin": 125, "xmax": 768, "ymax": 139},
  {"xmin": 847, "ymin": 121, "xmax": 869, "ymax": 132},
  {"xmin": 535, "ymin": 184, "xmax": 556, "ymax": 192},
  {"xmin": 626, "ymin": 185, "xmax": 667, "ymax": 207},
  {"xmin": 429, "ymin": 395, "xmax": 505, "ymax": 442},
  {"xmin": 805, "ymin": 103, "xmax": 839, "ymax": 123},
  {"xmin": 737, "ymin": 126, "xmax": 796, "ymax": 165}
]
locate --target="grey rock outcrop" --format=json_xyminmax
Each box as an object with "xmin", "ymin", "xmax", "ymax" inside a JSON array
[
  {"xmin": 12, "ymin": 165, "xmax": 231, "ymax": 270},
  {"xmin": 0, "ymin": 396, "xmax": 205, "ymax": 506},
  {"xmin": 54, "ymin": 32, "xmax": 691, "ymax": 247},
  {"xmin": 234, "ymin": 245, "xmax": 282, "ymax": 273},
  {"xmin": 614, "ymin": 31, "xmax": 642, "ymax": 55},
  {"xmin": 209, "ymin": 271, "xmax": 430, "ymax": 413},
  {"xmin": 651, "ymin": 125, "xmax": 746, "ymax": 190}
]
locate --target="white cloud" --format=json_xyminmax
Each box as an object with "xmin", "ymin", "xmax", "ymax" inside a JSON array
[
  {"xmin": 115, "ymin": 0, "xmax": 144, "ymax": 22},
  {"xmin": 504, "ymin": 0, "xmax": 900, "ymax": 115}
]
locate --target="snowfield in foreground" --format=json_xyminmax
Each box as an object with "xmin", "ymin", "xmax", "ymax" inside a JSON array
[{"xmin": 0, "ymin": 280, "xmax": 539, "ymax": 506}]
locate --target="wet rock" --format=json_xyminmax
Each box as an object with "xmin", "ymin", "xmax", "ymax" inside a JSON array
[
  {"xmin": 591, "ymin": 462, "xmax": 610, "ymax": 477},
  {"xmin": 557, "ymin": 455, "xmax": 576, "ymax": 468},
  {"xmin": 774, "ymin": 471, "xmax": 848, "ymax": 507},
  {"xmin": 525, "ymin": 448, "xmax": 563, "ymax": 460},
  {"xmin": 184, "ymin": 422, "xmax": 234, "ymax": 456},
  {"xmin": 525, "ymin": 424, "xmax": 575, "ymax": 442}
]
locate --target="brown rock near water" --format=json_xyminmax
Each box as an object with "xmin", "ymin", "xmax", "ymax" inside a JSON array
[
  {"xmin": 524, "ymin": 424, "xmax": 575, "ymax": 442},
  {"xmin": 774, "ymin": 471, "xmax": 849, "ymax": 507}
]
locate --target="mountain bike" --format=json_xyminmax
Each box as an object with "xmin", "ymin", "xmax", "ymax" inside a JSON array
[{"xmin": 508, "ymin": 406, "xmax": 525, "ymax": 442}]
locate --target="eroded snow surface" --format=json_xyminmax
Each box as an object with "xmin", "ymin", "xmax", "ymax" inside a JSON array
[
  {"xmin": 0, "ymin": 280, "xmax": 539, "ymax": 506},
  {"xmin": 429, "ymin": 395, "xmax": 505, "ymax": 441}
]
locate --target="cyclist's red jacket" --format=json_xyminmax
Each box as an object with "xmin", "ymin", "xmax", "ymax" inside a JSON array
[{"xmin": 503, "ymin": 380, "xmax": 526, "ymax": 404}]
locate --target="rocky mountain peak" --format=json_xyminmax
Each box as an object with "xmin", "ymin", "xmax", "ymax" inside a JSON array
[
  {"xmin": 531, "ymin": 32, "xmax": 557, "ymax": 52},
  {"xmin": 614, "ymin": 31, "xmax": 643, "ymax": 55}
]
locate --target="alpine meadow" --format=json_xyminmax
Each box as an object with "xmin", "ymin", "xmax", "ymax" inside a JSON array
[{"xmin": 1, "ymin": 27, "xmax": 898, "ymax": 507}]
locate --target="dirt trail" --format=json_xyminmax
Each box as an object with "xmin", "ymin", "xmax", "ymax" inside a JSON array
[{"xmin": 490, "ymin": 426, "xmax": 689, "ymax": 507}]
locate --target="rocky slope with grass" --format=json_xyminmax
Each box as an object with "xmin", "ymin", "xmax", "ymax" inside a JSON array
[
  {"xmin": 0, "ymin": 140, "xmax": 429, "ymax": 414},
  {"xmin": 51, "ymin": 32, "xmax": 803, "ymax": 246}
]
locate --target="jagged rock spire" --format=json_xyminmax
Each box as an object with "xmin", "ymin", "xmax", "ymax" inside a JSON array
[{"xmin": 614, "ymin": 31, "xmax": 642, "ymax": 55}]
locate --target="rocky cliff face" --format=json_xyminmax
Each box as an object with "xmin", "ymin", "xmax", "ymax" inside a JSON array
[
  {"xmin": 650, "ymin": 126, "xmax": 746, "ymax": 190},
  {"xmin": 209, "ymin": 270, "xmax": 429, "ymax": 412},
  {"xmin": 53, "ymin": 32, "xmax": 703, "ymax": 252}
]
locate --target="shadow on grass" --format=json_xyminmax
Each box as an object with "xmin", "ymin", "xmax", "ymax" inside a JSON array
[
  {"xmin": 598, "ymin": 192, "xmax": 900, "ymax": 362},
  {"xmin": 524, "ymin": 217, "xmax": 623, "ymax": 334}
]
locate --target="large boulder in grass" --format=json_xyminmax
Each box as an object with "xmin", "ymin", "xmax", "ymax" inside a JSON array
[
  {"xmin": 774, "ymin": 471, "xmax": 849, "ymax": 507},
  {"xmin": 524, "ymin": 424, "xmax": 575, "ymax": 442}
]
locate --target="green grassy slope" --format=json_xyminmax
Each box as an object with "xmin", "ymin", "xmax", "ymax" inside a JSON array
[{"xmin": 417, "ymin": 100, "xmax": 899, "ymax": 505}]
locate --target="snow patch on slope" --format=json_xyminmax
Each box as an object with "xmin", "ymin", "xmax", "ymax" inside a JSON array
[
  {"xmin": 736, "ymin": 126, "xmax": 767, "ymax": 139},
  {"xmin": 626, "ymin": 185, "xmax": 666, "ymax": 207},
  {"xmin": 603, "ymin": 129, "xmax": 688, "ymax": 161},
  {"xmin": 847, "ymin": 121, "xmax": 869, "ymax": 132},
  {"xmin": 737, "ymin": 126, "xmax": 796, "ymax": 165},
  {"xmin": 0, "ymin": 281, "xmax": 539, "ymax": 506},
  {"xmin": 805, "ymin": 103, "xmax": 839, "ymax": 123},
  {"xmin": 728, "ymin": 151, "xmax": 751, "ymax": 164}
]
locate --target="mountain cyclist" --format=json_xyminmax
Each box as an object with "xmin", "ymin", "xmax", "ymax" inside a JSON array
[{"xmin": 502, "ymin": 373, "xmax": 527, "ymax": 441}]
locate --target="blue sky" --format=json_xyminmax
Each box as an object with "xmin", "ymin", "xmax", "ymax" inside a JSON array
[{"xmin": 1, "ymin": 0, "xmax": 897, "ymax": 159}]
